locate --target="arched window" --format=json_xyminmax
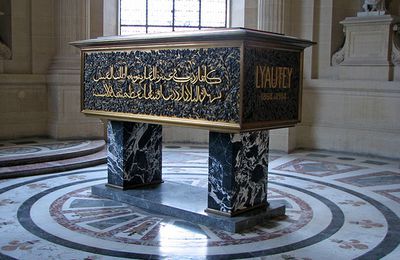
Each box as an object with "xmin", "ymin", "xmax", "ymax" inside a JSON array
[{"xmin": 120, "ymin": 0, "xmax": 228, "ymax": 35}]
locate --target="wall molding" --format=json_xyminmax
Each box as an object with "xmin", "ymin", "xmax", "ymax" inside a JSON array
[
  {"xmin": 0, "ymin": 74, "xmax": 47, "ymax": 86},
  {"xmin": 303, "ymin": 79, "xmax": 400, "ymax": 97}
]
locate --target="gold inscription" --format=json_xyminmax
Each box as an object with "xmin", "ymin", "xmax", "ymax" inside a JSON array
[
  {"xmin": 261, "ymin": 92, "xmax": 287, "ymax": 101},
  {"xmin": 255, "ymin": 65, "xmax": 293, "ymax": 89},
  {"xmin": 91, "ymin": 65, "xmax": 224, "ymax": 104},
  {"xmin": 93, "ymin": 65, "xmax": 222, "ymax": 85},
  {"xmin": 93, "ymin": 83, "xmax": 222, "ymax": 103}
]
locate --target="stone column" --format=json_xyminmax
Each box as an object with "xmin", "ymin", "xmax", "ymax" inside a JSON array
[
  {"xmin": 207, "ymin": 130, "xmax": 269, "ymax": 216},
  {"xmin": 47, "ymin": 0, "xmax": 103, "ymax": 139},
  {"xmin": 258, "ymin": 0, "xmax": 290, "ymax": 34},
  {"xmin": 107, "ymin": 121, "xmax": 162, "ymax": 189}
]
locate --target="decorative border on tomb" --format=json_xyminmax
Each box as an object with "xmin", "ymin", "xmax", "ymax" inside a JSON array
[
  {"xmin": 81, "ymin": 46, "xmax": 241, "ymax": 130},
  {"xmin": 241, "ymin": 43, "xmax": 303, "ymax": 129}
]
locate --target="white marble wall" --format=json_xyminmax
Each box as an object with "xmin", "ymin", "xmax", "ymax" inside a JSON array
[
  {"xmin": 299, "ymin": 79, "xmax": 400, "ymax": 158},
  {"xmin": 0, "ymin": 0, "xmax": 117, "ymax": 141},
  {"xmin": 0, "ymin": 74, "xmax": 47, "ymax": 139},
  {"xmin": 290, "ymin": 0, "xmax": 400, "ymax": 159},
  {"xmin": 0, "ymin": 0, "xmax": 53, "ymax": 140},
  {"xmin": 47, "ymin": 0, "xmax": 103, "ymax": 139},
  {"xmin": 1, "ymin": 0, "xmax": 399, "ymax": 159}
]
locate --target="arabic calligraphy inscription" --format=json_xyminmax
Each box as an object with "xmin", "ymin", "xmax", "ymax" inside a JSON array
[
  {"xmin": 82, "ymin": 47, "xmax": 241, "ymax": 123},
  {"xmin": 92, "ymin": 65, "xmax": 223, "ymax": 104}
]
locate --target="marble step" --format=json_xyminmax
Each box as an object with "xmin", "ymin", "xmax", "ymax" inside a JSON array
[
  {"xmin": 0, "ymin": 147, "xmax": 107, "ymax": 179},
  {"xmin": 0, "ymin": 140, "xmax": 106, "ymax": 167}
]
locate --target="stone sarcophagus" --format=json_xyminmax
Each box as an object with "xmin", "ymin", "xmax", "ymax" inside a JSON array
[
  {"xmin": 73, "ymin": 28, "xmax": 313, "ymax": 132},
  {"xmin": 72, "ymin": 28, "xmax": 314, "ymax": 232}
]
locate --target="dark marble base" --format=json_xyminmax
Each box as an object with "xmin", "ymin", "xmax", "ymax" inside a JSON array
[
  {"xmin": 92, "ymin": 181, "xmax": 285, "ymax": 233},
  {"xmin": 107, "ymin": 121, "xmax": 162, "ymax": 189},
  {"xmin": 208, "ymin": 130, "xmax": 269, "ymax": 215}
]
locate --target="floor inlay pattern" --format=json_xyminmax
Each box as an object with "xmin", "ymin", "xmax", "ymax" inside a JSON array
[
  {"xmin": 0, "ymin": 148, "xmax": 399, "ymax": 259},
  {"xmin": 0, "ymin": 140, "xmax": 89, "ymax": 157},
  {"xmin": 273, "ymin": 158, "xmax": 365, "ymax": 177},
  {"xmin": 336, "ymin": 171, "xmax": 400, "ymax": 187}
]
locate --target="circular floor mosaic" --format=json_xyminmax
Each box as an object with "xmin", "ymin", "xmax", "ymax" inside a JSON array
[
  {"xmin": 0, "ymin": 141, "xmax": 89, "ymax": 157},
  {"xmin": 0, "ymin": 148, "xmax": 399, "ymax": 259}
]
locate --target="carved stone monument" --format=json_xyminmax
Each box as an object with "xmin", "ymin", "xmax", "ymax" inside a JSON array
[
  {"xmin": 332, "ymin": 1, "xmax": 400, "ymax": 80},
  {"xmin": 360, "ymin": 0, "xmax": 387, "ymax": 16},
  {"xmin": 72, "ymin": 28, "xmax": 314, "ymax": 232}
]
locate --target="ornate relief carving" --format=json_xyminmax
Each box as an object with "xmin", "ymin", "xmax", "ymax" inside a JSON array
[
  {"xmin": 358, "ymin": 0, "xmax": 387, "ymax": 16},
  {"xmin": 362, "ymin": 0, "xmax": 385, "ymax": 12},
  {"xmin": 0, "ymin": 3, "xmax": 12, "ymax": 59},
  {"xmin": 332, "ymin": 47, "xmax": 345, "ymax": 66},
  {"xmin": 392, "ymin": 24, "xmax": 400, "ymax": 66},
  {"xmin": 0, "ymin": 42, "xmax": 11, "ymax": 60},
  {"xmin": 392, "ymin": 48, "xmax": 400, "ymax": 66}
]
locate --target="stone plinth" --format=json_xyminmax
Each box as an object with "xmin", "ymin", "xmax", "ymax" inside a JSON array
[
  {"xmin": 332, "ymin": 15, "xmax": 400, "ymax": 81},
  {"xmin": 107, "ymin": 121, "xmax": 162, "ymax": 189},
  {"xmin": 92, "ymin": 181, "xmax": 285, "ymax": 233},
  {"xmin": 207, "ymin": 131, "xmax": 269, "ymax": 216}
]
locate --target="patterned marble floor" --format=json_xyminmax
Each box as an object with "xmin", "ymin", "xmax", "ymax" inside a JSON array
[
  {"xmin": 0, "ymin": 139, "xmax": 92, "ymax": 158},
  {"xmin": 0, "ymin": 146, "xmax": 399, "ymax": 259}
]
